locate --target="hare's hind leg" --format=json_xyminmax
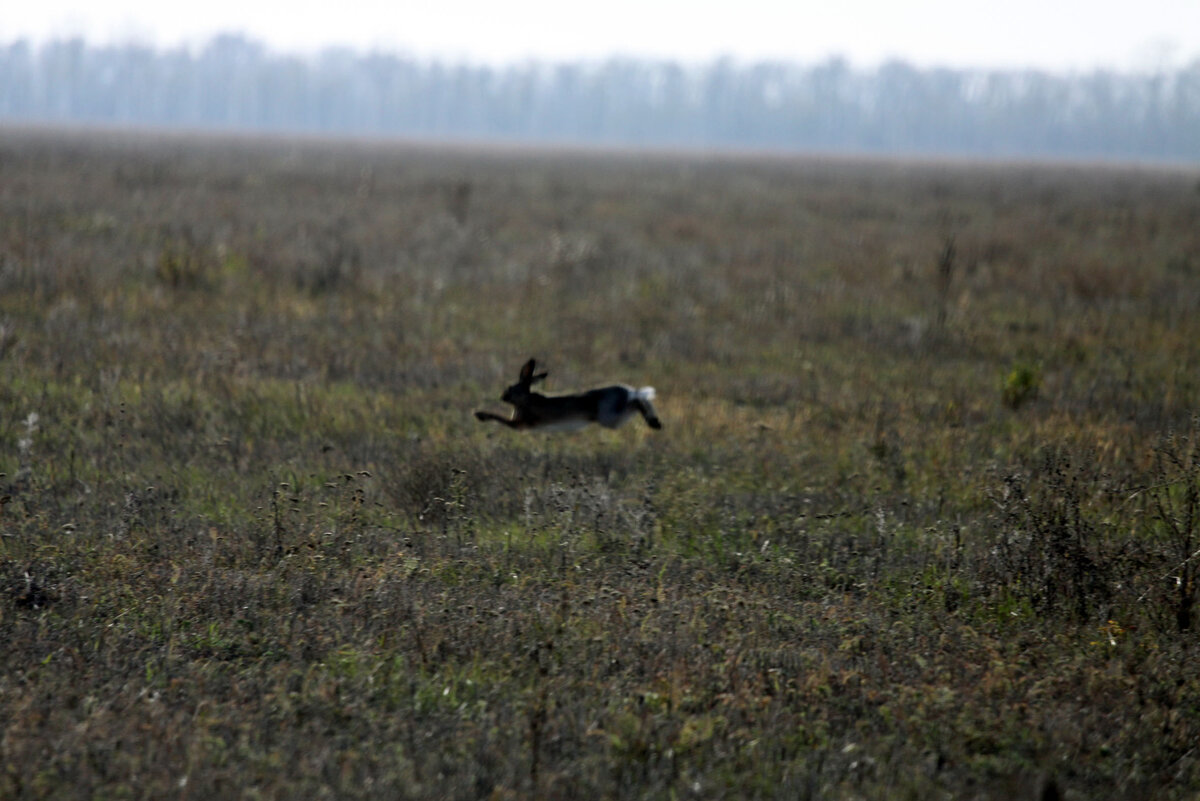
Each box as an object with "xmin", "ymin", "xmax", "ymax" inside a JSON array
[{"xmin": 634, "ymin": 390, "xmax": 662, "ymax": 430}]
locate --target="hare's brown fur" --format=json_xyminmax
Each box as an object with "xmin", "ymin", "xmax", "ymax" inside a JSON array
[{"xmin": 475, "ymin": 359, "xmax": 661, "ymax": 432}]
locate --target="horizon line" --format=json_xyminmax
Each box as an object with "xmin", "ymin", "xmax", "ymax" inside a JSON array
[{"xmin": 2, "ymin": 31, "xmax": 1198, "ymax": 76}]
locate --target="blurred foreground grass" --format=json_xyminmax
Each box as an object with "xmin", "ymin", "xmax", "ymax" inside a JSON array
[{"xmin": 2, "ymin": 128, "xmax": 1200, "ymax": 799}]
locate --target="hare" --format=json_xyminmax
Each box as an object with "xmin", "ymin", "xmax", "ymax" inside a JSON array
[{"xmin": 475, "ymin": 359, "xmax": 662, "ymax": 432}]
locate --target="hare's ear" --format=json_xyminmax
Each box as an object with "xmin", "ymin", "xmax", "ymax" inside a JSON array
[
  {"xmin": 531, "ymin": 370, "xmax": 548, "ymax": 384},
  {"xmin": 519, "ymin": 359, "xmax": 538, "ymax": 383}
]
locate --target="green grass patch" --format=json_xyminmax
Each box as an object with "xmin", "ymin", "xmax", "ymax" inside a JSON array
[{"xmin": 1, "ymin": 130, "xmax": 1199, "ymax": 799}]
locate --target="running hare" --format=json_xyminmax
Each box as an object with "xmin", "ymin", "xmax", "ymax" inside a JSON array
[{"xmin": 475, "ymin": 359, "xmax": 662, "ymax": 432}]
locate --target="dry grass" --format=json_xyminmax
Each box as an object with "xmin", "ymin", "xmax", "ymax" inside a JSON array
[{"xmin": 2, "ymin": 126, "xmax": 1200, "ymax": 799}]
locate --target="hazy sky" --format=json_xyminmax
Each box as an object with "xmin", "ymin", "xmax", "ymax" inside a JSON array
[{"xmin": 2, "ymin": 0, "xmax": 1198, "ymax": 71}]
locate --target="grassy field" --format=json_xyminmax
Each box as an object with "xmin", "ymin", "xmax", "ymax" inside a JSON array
[{"xmin": 2, "ymin": 126, "xmax": 1200, "ymax": 800}]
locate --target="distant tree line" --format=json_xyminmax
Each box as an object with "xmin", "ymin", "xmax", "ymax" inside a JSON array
[{"xmin": 2, "ymin": 34, "xmax": 1198, "ymax": 161}]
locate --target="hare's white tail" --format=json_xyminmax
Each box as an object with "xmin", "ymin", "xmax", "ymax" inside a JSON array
[{"xmin": 634, "ymin": 387, "xmax": 662, "ymax": 429}]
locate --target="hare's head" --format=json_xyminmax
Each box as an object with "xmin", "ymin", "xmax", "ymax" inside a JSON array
[{"xmin": 501, "ymin": 358, "xmax": 548, "ymax": 404}]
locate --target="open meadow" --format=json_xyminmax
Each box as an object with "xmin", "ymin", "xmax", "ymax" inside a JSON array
[{"xmin": 2, "ymin": 127, "xmax": 1199, "ymax": 799}]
